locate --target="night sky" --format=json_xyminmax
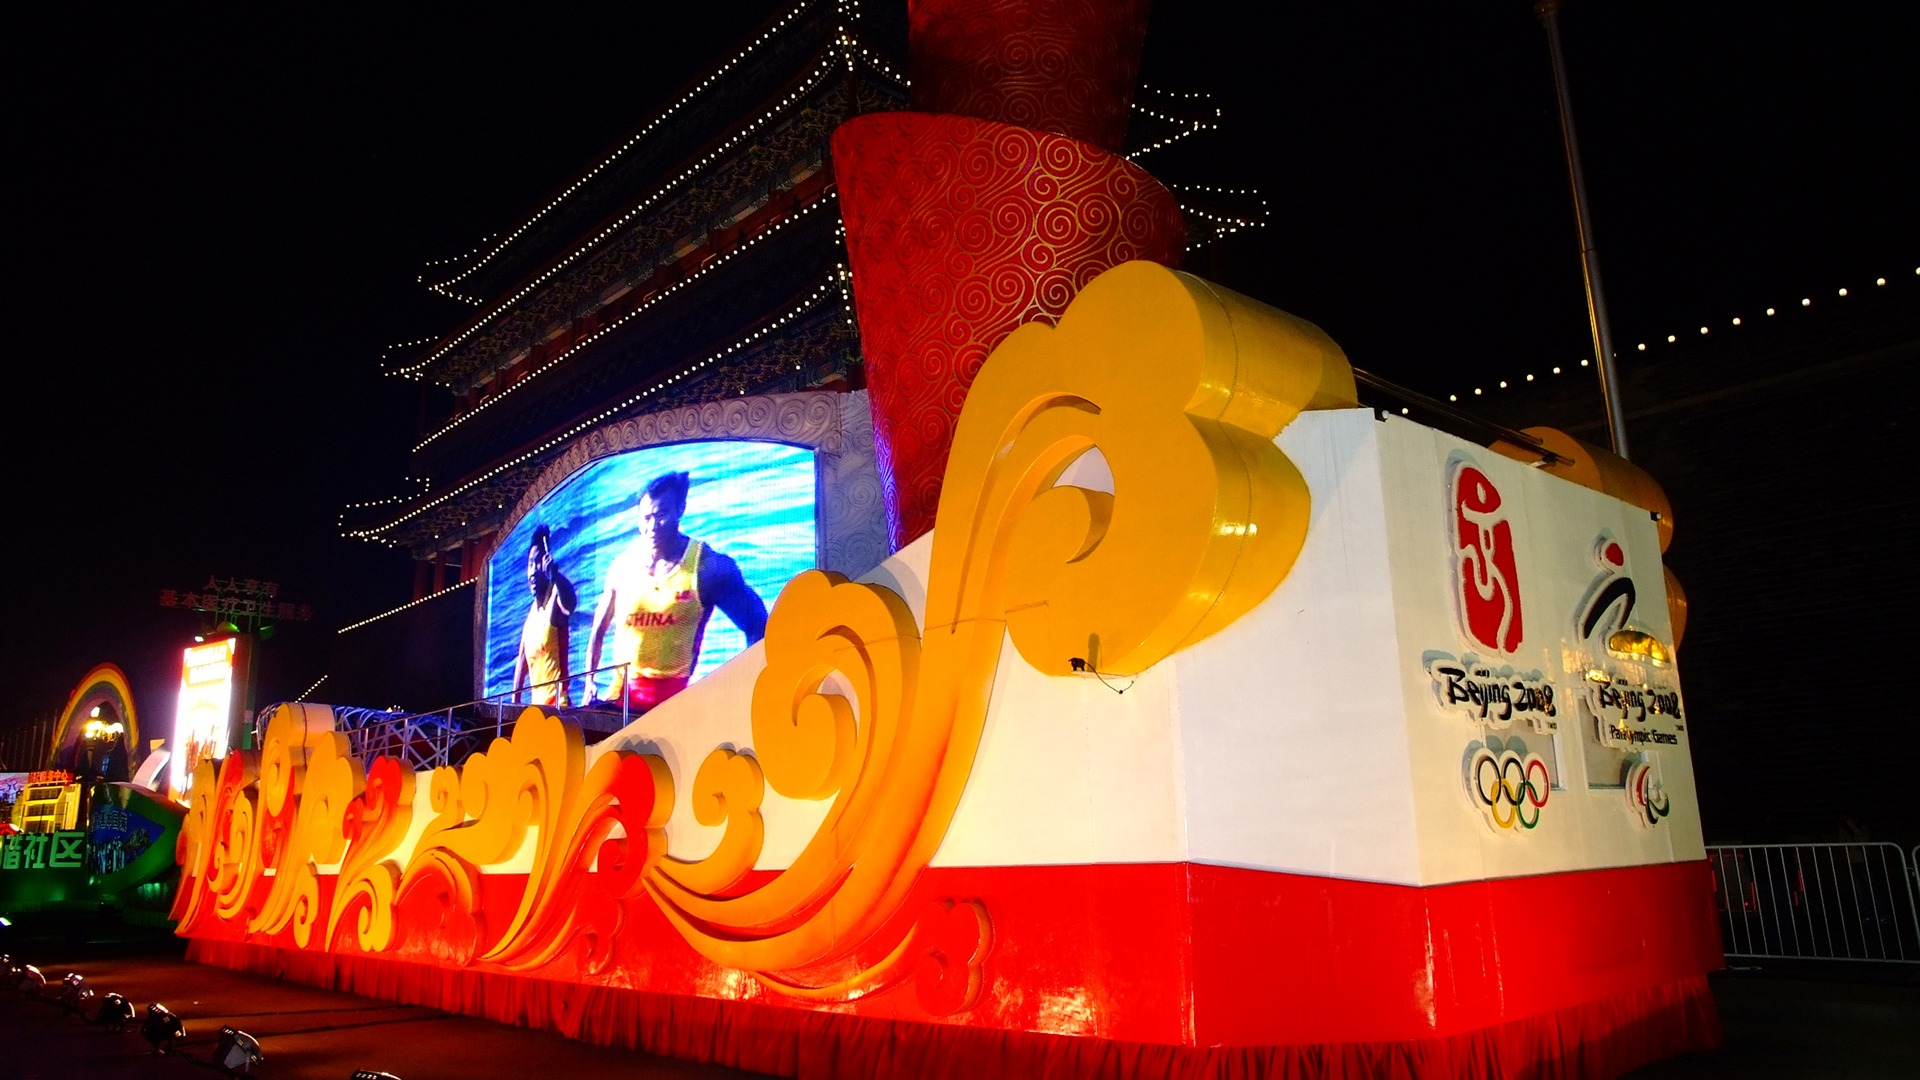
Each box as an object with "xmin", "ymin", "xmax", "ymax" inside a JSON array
[{"xmin": 9, "ymin": 2, "xmax": 1913, "ymax": 740}]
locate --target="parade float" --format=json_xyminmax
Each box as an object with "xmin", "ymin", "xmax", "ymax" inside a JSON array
[{"xmin": 172, "ymin": 2, "xmax": 1720, "ymax": 1076}]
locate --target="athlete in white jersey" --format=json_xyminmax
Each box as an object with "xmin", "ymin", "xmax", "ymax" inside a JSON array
[{"xmin": 586, "ymin": 472, "xmax": 768, "ymax": 711}]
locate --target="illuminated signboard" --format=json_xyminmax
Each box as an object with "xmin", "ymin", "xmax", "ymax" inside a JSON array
[
  {"xmin": 169, "ymin": 637, "xmax": 237, "ymax": 800},
  {"xmin": 482, "ymin": 440, "xmax": 816, "ymax": 709}
]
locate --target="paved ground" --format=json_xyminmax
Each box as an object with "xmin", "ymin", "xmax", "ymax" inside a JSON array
[
  {"xmin": 1626, "ymin": 961, "xmax": 1920, "ymax": 1080},
  {"xmin": 4, "ymin": 921, "xmax": 1917, "ymax": 1078},
  {"xmin": 0, "ymin": 927, "xmax": 767, "ymax": 1080}
]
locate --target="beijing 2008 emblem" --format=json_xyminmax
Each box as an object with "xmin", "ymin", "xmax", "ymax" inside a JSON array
[
  {"xmin": 1453, "ymin": 460, "xmax": 1524, "ymax": 654},
  {"xmin": 1433, "ymin": 455, "xmax": 1556, "ymax": 834}
]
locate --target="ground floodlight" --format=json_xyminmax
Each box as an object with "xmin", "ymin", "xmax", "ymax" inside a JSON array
[
  {"xmin": 59, "ymin": 972, "xmax": 95, "ymax": 1011},
  {"xmin": 17, "ymin": 964, "xmax": 45, "ymax": 995},
  {"xmin": 142, "ymin": 1003, "xmax": 186, "ymax": 1053},
  {"xmin": 97, "ymin": 992, "xmax": 136, "ymax": 1032},
  {"xmin": 216, "ymin": 1026, "xmax": 266, "ymax": 1074},
  {"xmin": 352, "ymin": 1072, "xmax": 404, "ymax": 1080}
]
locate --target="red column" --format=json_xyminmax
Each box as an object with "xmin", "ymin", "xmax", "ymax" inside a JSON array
[{"xmin": 835, "ymin": 0, "xmax": 1184, "ymax": 548}]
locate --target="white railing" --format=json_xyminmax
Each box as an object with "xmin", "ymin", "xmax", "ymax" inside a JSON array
[{"xmin": 1707, "ymin": 843, "xmax": 1920, "ymax": 964}]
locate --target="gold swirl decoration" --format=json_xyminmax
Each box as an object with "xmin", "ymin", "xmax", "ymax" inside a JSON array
[
  {"xmin": 327, "ymin": 754, "xmax": 415, "ymax": 952},
  {"xmin": 397, "ymin": 709, "xmax": 673, "ymax": 973},
  {"xmin": 248, "ymin": 704, "xmax": 360, "ymax": 948},
  {"xmin": 207, "ymin": 751, "xmax": 262, "ymax": 925},
  {"xmin": 168, "ymin": 758, "xmax": 221, "ymax": 931},
  {"xmin": 644, "ymin": 260, "xmax": 1355, "ymax": 1002}
]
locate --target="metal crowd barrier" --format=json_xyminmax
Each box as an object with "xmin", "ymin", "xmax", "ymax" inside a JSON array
[{"xmin": 1707, "ymin": 843, "xmax": 1920, "ymax": 964}]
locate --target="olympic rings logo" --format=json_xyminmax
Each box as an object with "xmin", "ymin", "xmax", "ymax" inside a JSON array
[
  {"xmin": 1469, "ymin": 748, "xmax": 1550, "ymax": 830},
  {"xmin": 1626, "ymin": 761, "xmax": 1671, "ymax": 827}
]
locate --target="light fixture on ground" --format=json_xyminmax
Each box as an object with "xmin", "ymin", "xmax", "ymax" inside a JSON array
[
  {"xmin": 142, "ymin": 1002, "xmax": 186, "ymax": 1053},
  {"xmin": 16, "ymin": 963, "xmax": 45, "ymax": 995},
  {"xmin": 97, "ymin": 991, "xmax": 136, "ymax": 1031},
  {"xmin": 216, "ymin": 1026, "xmax": 266, "ymax": 1074},
  {"xmin": 352, "ymin": 1072, "xmax": 404, "ymax": 1080},
  {"xmin": 59, "ymin": 972, "xmax": 94, "ymax": 1011}
]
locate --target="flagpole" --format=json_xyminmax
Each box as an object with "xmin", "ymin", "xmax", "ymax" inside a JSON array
[{"xmin": 1536, "ymin": 0, "xmax": 1630, "ymax": 458}]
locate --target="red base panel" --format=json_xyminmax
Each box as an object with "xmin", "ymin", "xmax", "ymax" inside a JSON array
[
  {"xmin": 182, "ymin": 859, "xmax": 1722, "ymax": 1075},
  {"xmin": 188, "ymin": 939, "xmax": 1718, "ymax": 1080}
]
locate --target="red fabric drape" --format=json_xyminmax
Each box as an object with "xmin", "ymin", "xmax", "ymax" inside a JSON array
[{"xmin": 188, "ymin": 939, "xmax": 1718, "ymax": 1079}]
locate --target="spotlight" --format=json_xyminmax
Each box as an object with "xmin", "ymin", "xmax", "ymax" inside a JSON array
[
  {"xmin": 17, "ymin": 963, "xmax": 45, "ymax": 995},
  {"xmin": 60, "ymin": 972, "xmax": 95, "ymax": 1011},
  {"xmin": 216, "ymin": 1026, "xmax": 266, "ymax": 1074},
  {"xmin": 353, "ymin": 1073, "xmax": 405, "ymax": 1080},
  {"xmin": 142, "ymin": 1003, "xmax": 186, "ymax": 1054},
  {"xmin": 97, "ymin": 992, "xmax": 137, "ymax": 1032}
]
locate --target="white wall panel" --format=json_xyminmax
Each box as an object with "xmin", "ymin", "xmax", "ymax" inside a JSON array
[{"xmin": 572, "ymin": 409, "xmax": 1706, "ymax": 888}]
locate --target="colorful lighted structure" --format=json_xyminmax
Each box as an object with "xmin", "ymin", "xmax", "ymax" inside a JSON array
[
  {"xmin": 2, "ymin": 665, "xmax": 181, "ymax": 922},
  {"xmin": 182, "ymin": 2, "xmax": 1720, "ymax": 1076}
]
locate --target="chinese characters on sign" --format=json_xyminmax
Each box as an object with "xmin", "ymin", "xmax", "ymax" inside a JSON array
[
  {"xmin": 158, "ymin": 576, "xmax": 311, "ymax": 622},
  {"xmin": 0, "ymin": 830, "xmax": 87, "ymax": 871}
]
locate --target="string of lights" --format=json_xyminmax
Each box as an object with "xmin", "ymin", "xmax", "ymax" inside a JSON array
[
  {"xmin": 411, "ymin": 193, "xmax": 840, "ymax": 451},
  {"xmin": 346, "ymin": 266, "xmax": 854, "ymax": 543},
  {"xmin": 400, "ymin": 57, "xmax": 849, "ymax": 376},
  {"xmin": 336, "ymin": 580, "xmax": 475, "ymax": 635},
  {"xmin": 377, "ymin": 336, "xmax": 444, "ymax": 375},
  {"xmin": 1435, "ymin": 269, "xmax": 1914, "ymax": 406},
  {"xmin": 422, "ymin": 0, "xmax": 827, "ymax": 297},
  {"xmin": 1164, "ymin": 184, "xmax": 1269, "ymax": 253},
  {"xmin": 1128, "ymin": 84, "xmax": 1221, "ymax": 161},
  {"xmin": 294, "ymin": 674, "xmax": 329, "ymax": 701},
  {"xmin": 335, "ymin": 478, "xmax": 433, "ymax": 536},
  {"xmin": 418, "ymin": 233, "xmax": 499, "ymax": 278}
]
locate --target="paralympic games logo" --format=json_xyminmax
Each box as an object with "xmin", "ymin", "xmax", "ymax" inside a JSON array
[
  {"xmin": 1467, "ymin": 747, "xmax": 1551, "ymax": 832},
  {"xmin": 1625, "ymin": 760, "xmax": 1671, "ymax": 828}
]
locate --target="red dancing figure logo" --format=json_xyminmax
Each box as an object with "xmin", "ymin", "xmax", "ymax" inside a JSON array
[{"xmin": 1452, "ymin": 461, "xmax": 1524, "ymax": 653}]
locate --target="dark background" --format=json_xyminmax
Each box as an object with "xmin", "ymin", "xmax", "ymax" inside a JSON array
[{"xmin": 7, "ymin": 3, "xmax": 1914, "ymax": 830}]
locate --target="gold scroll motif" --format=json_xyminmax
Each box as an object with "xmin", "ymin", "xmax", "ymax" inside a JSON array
[
  {"xmin": 248, "ymin": 704, "xmax": 359, "ymax": 948},
  {"xmin": 643, "ymin": 260, "xmax": 1355, "ymax": 1005},
  {"xmin": 396, "ymin": 710, "xmax": 674, "ymax": 974},
  {"xmin": 169, "ymin": 757, "xmax": 221, "ymax": 931},
  {"xmin": 327, "ymin": 754, "xmax": 415, "ymax": 952},
  {"xmin": 170, "ymin": 261, "xmax": 1353, "ymax": 1015}
]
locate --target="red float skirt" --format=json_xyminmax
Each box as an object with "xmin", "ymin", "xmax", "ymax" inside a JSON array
[{"xmin": 185, "ymin": 860, "xmax": 1723, "ymax": 1079}]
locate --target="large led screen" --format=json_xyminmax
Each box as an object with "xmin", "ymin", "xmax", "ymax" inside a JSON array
[{"xmin": 483, "ymin": 440, "xmax": 816, "ymax": 708}]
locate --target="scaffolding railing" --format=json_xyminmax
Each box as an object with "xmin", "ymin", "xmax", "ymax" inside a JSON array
[
  {"xmin": 1707, "ymin": 843, "xmax": 1920, "ymax": 964},
  {"xmin": 269, "ymin": 664, "xmax": 635, "ymax": 771}
]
